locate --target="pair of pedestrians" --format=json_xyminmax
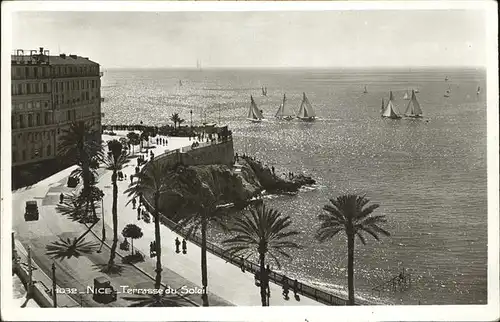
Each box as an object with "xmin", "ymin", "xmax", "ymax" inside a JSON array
[{"xmin": 175, "ymin": 237, "xmax": 187, "ymax": 254}]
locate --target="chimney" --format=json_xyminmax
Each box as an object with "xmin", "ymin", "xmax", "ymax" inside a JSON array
[
  {"xmin": 39, "ymin": 47, "xmax": 44, "ymax": 54},
  {"xmin": 69, "ymin": 54, "xmax": 77, "ymax": 59},
  {"xmin": 60, "ymin": 53, "xmax": 66, "ymax": 58}
]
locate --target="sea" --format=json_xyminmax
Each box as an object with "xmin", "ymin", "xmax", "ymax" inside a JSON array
[{"xmin": 101, "ymin": 67, "xmax": 487, "ymax": 305}]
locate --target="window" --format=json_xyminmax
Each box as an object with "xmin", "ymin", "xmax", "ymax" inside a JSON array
[
  {"xmin": 85, "ymin": 92, "xmax": 89, "ymax": 100},
  {"xmin": 28, "ymin": 114, "xmax": 33, "ymax": 127},
  {"xmin": 17, "ymin": 84, "xmax": 22, "ymax": 94},
  {"xmin": 43, "ymin": 83, "xmax": 48, "ymax": 93},
  {"xmin": 22, "ymin": 150, "xmax": 26, "ymax": 161},
  {"xmin": 12, "ymin": 151, "xmax": 17, "ymax": 163},
  {"xmin": 66, "ymin": 82, "xmax": 69, "ymax": 91},
  {"xmin": 27, "ymin": 84, "xmax": 31, "ymax": 94},
  {"xmin": 67, "ymin": 110, "xmax": 71, "ymax": 121},
  {"xmin": 36, "ymin": 113, "xmax": 41, "ymax": 126},
  {"xmin": 35, "ymin": 133, "xmax": 38, "ymax": 140},
  {"xmin": 27, "ymin": 102, "xmax": 33, "ymax": 109},
  {"xmin": 44, "ymin": 102, "xmax": 49, "ymax": 108},
  {"xmin": 11, "ymin": 115, "xmax": 16, "ymax": 129},
  {"xmin": 34, "ymin": 67, "xmax": 38, "ymax": 78},
  {"xmin": 47, "ymin": 145, "xmax": 51, "ymax": 156},
  {"xmin": 19, "ymin": 115, "xmax": 24, "ymax": 128},
  {"xmin": 16, "ymin": 68, "xmax": 21, "ymax": 77},
  {"xmin": 19, "ymin": 103, "xmax": 24, "ymax": 110},
  {"xmin": 25, "ymin": 67, "xmax": 29, "ymax": 77},
  {"xmin": 57, "ymin": 128, "xmax": 60, "ymax": 135},
  {"xmin": 35, "ymin": 102, "xmax": 41, "ymax": 109}
]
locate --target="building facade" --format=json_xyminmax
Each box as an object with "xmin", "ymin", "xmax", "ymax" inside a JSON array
[{"xmin": 11, "ymin": 48, "xmax": 102, "ymax": 167}]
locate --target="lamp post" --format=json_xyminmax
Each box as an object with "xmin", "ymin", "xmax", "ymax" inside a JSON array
[
  {"xmin": 101, "ymin": 195, "xmax": 105, "ymax": 241},
  {"xmin": 190, "ymin": 110, "xmax": 193, "ymax": 127}
]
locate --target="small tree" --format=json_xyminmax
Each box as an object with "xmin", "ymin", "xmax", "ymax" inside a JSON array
[
  {"xmin": 122, "ymin": 224, "xmax": 143, "ymax": 255},
  {"xmin": 127, "ymin": 132, "xmax": 140, "ymax": 155}
]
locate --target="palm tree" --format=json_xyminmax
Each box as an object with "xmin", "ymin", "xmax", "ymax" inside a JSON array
[
  {"xmin": 174, "ymin": 175, "xmax": 231, "ymax": 306},
  {"xmin": 316, "ymin": 194, "xmax": 390, "ymax": 305},
  {"xmin": 58, "ymin": 121, "xmax": 102, "ymax": 221},
  {"xmin": 222, "ymin": 201, "xmax": 301, "ymax": 306},
  {"xmin": 124, "ymin": 161, "xmax": 186, "ymax": 289},
  {"xmin": 47, "ymin": 189, "xmax": 102, "ymax": 259},
  {"xmin": 58, "ymin": 121, "xmax": 102, "ymax": 192},
  {"xmin": 127, "ymin": 132, "xmax": 140, "ymax": 155},
  {"xmin": 103, "ymin": 140, "xmax": 129, "ymax": 271},
  {"xmin": 170, "ymin": 113, "xmax": 180, "ymax": 130}
]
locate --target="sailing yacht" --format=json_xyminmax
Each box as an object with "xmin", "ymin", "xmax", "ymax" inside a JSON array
[
  {"xmin": 381, "ymin": 91, "xmax": 402, "ymax": 119},
  {"xmin": 445, "ymin": 76, "xmax": 449, "ymax": 81},
  {"xmin": 262, "ymin": 87, "xmax": 268, "ymax": 96},
  {"xmin": 247, "ymin": 95, "xmax": 264, "ymax": 123},
  {"xmin": 179, "ymin": 80, "xmax": 183, "ymax": 86},
  {"xmin": 414, "ymin": 88, "xmax": 420, "ymax": 93},
  {"xmin": 476, "ymin": 86, "xmax": 481, "ymax": 95},
  {"xmin": 296, "ymin": 92, "xmax": 316, "ymax": 121},
  {"xmin": 363, "ymin": 85, "xmax": 368, "ymax": 94},
  {"xmin": 403, "ymin": 90, "xmax": 410, "ymax": 100},
  {"xmin": 404, "ymin": 90, "xmax": 423, "ymax": 118},
  {"xmin": 275, "ymin": 94, "xmax": 294, "ymax": 121}
]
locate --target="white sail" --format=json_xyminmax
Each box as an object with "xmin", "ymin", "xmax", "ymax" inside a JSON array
[
  {"xmin": 403, "ymin": 90, "xmax": 409, "ymax": 100},
  {"xmin": 247, "ymin": 96, "xmax": 264, "ymax": 121},
  {"xmin": 404, "ymin": 90, "xmax": 423, "ymax": 117},
  {"xmin": 477, "ymin": 86, "xmax": 481, "ymax": 94},
  {"xmin": 382, "ymin": 91, "xmax": 401, "ymax": 119},
  {"xmin": 275, "ymin": 94, "xmax": 292, "ymax": 118},
  {"xmin": 363, "ymin": 85, "xmax": 368, "ymax": 93},
  {"xmin": 296, "ymin": 92, "xmax": 316, "ymax": 119}
]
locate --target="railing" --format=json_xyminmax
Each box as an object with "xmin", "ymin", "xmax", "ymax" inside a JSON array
[{"xmin": 138, "ymin": 141, "xmax": 351, "ymax": 306}]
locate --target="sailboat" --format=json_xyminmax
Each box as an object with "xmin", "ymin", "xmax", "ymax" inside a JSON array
[
  {"xmin": 196, "ymin": 60, "xmax": 202, "ymax": 71},
  {"xmin": 247, "ymin": 95, "xmax": 264, "ymax": 123},
  {"xmin": 296, "ymin": 92, "xmax": 316, "ymax": 121},
  {"xmin": 363, "ymin": 85, "xmax": 368, "ymax": 94},
  {"xmin": 262, "ymin": 86, "xmax": 268, "ymax": 96},
  {"xmin": 403, "ymin": 90, "xmax": 410, "ymax": 100},
  {"xmin": 179, "ymin": 80, "xmax": 183, "ymax": 86},
  {"xmin": 476, "ymin": 86, "xmax": 481, "ymax": 95},
  {"xmin": 444, "ymin": 85, "xmax": 451, "ymax": 98},
  {"xmin": 404, "ymin": 90, "xmax": 423, "ymax": 118},
  {"xmin": 445, "ymin": 76, "xmax": 449, "ymax": 81},
  {"xmin": 380, "ymin": 98, "xmax": 385, "ymax": 113},
  {"xmin": 275, "ymin": 94, "xmax": 294, "ymax": 121},
  {"xmin": 381, "ymin": 91, "xmax": 402, "ymax": 119},
  {"xmin": 414, "ymin": 88, "xmax": 420, "ymax": 93}
]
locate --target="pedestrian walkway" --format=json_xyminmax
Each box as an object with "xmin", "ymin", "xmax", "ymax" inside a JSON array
[{"xmin": 98, "ymin": 133, "xmax": 323, "ymax": 306}]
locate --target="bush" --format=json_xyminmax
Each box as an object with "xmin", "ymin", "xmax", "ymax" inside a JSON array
[{"xmin": 122, "ymin": 252, "xmax": 145, "ymax": 264}]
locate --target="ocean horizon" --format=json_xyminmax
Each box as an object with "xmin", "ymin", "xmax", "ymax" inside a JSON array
[{"xmin": 101, "ymin": 66, "xmax": 487, "ymax": 305}]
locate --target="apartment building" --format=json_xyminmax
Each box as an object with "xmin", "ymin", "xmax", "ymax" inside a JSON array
[{"xmin": 11, "ymin": 48, "xmax": 102, "ymax": 168}]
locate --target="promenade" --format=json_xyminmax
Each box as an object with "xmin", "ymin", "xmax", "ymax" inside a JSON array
[{"xmin": 12, "ymin": 131, "xmax": 323, "ymax": 307}]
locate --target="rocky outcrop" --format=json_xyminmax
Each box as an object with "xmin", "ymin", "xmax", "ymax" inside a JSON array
[
  {"xmin": 239, "ymin": 156, "xmax": 315, "ymax": 194},
  {"xmin": 157, "ymin": 156, "xmax": 316, "ymax": 220}
]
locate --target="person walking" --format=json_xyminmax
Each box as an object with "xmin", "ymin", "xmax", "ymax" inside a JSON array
[
  {"xmin": 282, "ymin": 276, "xmax": 290, "ymax": 299},
  {"xmin": 293, "ymin": 279, "xmax": 299, "ymax": 296},
  {"xmin": 271, "ymin": 166, "xmax": 275, "ymax": 176},
  {"xmin": 132, "ymin": 198, "xmax": 136, "ymax": 209},
  {"xmin": 240, "ymin": 256, "xmax": 245, "ymax": 272},
  {"xmin": 264, "ymin": 265, "xmax": 271, "ymax": 305},
  {"xmin": 182, "ymin": 239, "xmax": 187, "ymax": 254},
  {"xmin": 59, "ymin": 193, "xmax": 64, "ymax": 204},
  {"xmin": 175, "ymin": 237, "xmax": 181, "ymax": 254},
  {"xmin": 137, "ymin": 206, "xmax": 141, "ymax": 220}
]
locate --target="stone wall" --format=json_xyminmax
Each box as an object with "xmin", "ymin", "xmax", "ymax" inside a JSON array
[{"xmin": 148, "ymin": 138, "xmax": 234, "ymax": 170}]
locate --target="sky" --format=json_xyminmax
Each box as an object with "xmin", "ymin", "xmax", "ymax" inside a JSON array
[{"xmin": 11, "ymin": 9, "xmax": 487, "ymax": 69}]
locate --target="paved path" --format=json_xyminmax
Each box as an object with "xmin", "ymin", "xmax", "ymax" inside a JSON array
[
  {"xmin": 99, "ymin": 132, "xmax": 323, "ymax": 306},
  {"xmin": 12, "ymin": 131, "xmax": 323, "ymax": 307}
]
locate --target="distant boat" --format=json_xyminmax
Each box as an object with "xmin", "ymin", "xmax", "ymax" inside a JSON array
[
  {"xmin": 414, "ymin": 88, "xmax": 420, "ymax": 93},
  {"xmin": 275, "ymin": 94, "xmax": 294, "ymax": 121},
  {"xmin": 445, "ymin": 76, "xmax": 449, "ymax": 81},
  {"xmin": 381, "ymin": 91, "xmax": 402, "ymax": 119},
  {"xmin": 380, "ymin": 98, "xmax": 385, "ymax": 113},
  {"xmin": 404, "ymin": 90, "xmax": 423, "ymax": 118},
  {"xmin": 363, "ymin": 85, "xmax": 368, "ymax": 94},
  {"xmin": 179, "ymin": 80, "xmax": 183, "ymax": 86},
  {"xmin": 403, "ymin": 90, "xmax": 410, "ymax": 100},
  {"xmin": 476, "ymin": 86, "xmax": 481, "ymax": 95},
  {"xmin": 262, "ymin": 86, "xmax": 268, "ymax": 96},
  {"xmin": 247, "ymin": 95, "xmax": 264, "ymax": 122},
  {"xmin": 296, "ymin": 92, "xmax": 316, "ymax": 121},
  {"xmin": 196, "ymin": 60, "xmax": 202, "ymax": 71}
]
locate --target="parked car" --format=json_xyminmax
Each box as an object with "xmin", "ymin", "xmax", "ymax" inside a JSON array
[
  {"xmin": 92, "ymin": 277, "xmax": 117, "ymax": 304},
  {"xmin": 24, "ymin": 200, "xmax": 39, "ymax": 221}
]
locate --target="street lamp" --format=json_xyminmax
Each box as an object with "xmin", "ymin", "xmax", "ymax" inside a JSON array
[{"xmin": 190, "ymin": 110, "xmax": 193, "ymax": 127}]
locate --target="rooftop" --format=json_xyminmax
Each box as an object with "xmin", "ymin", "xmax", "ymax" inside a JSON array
[{"xmin": 11, "ymin": 48, "xmax": 99, "ymax": 66}]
